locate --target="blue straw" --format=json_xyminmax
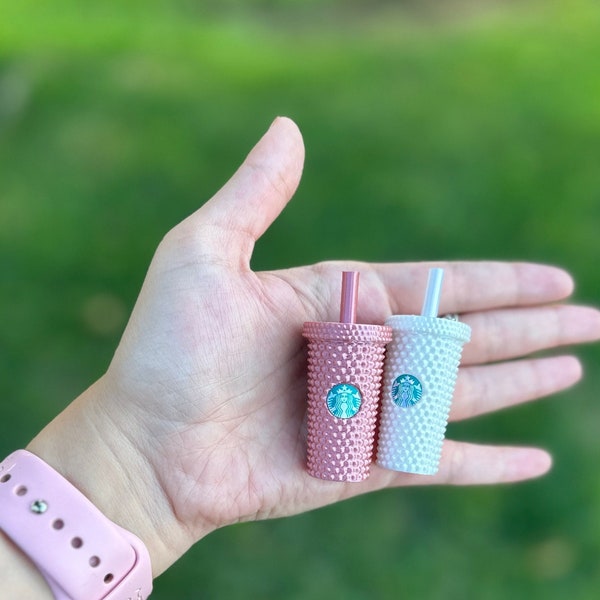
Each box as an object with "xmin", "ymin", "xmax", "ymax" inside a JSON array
[{"xmin": 421, "ymin": 268, "xmax": 444, "ymax": 318}]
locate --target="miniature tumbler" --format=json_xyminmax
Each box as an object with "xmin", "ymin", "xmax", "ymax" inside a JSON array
[
  {"xmin": 376, "ymin": 269, "xmax": 471, "ymax": 475},
  {"xmin": 303, "ymin": 272, "xmax": 392, "ymax": 482}
]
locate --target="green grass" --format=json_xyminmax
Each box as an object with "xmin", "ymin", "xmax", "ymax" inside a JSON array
[{"xmin": 1, "ymin": 1, "xmax": 600, "ymax": 598}]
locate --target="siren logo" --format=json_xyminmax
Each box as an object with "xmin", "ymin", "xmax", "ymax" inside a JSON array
[
  {"xmin": 326, "ymin": 383, "xmax": 362, "ymax": 419},
  {"xmin": 391, "ymin": 374, "xmax": 423, "ymax": 408}
]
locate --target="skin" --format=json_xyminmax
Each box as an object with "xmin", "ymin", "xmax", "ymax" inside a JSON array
[{"xmin": 3, "ymin": 117, "xmax": 600, "ymax": 597}]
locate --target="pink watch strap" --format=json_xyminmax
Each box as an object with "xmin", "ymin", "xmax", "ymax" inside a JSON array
[{"xmin": 0, "ymin": 450, "xmax": 153, "ymax": 600}]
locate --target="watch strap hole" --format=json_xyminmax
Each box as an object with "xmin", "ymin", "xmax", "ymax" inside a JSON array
[
  {"xmin": 89, "ymin": 555, "xmax": 101, "ymax": 568},
  {"xmin": 71, "ymin": 537, "xmax": 83, "ymax": 549}
]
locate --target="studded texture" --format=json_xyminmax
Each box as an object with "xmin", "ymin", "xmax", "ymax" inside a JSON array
[
  {"xmin": 303, "ymin": 321, "xmax": 392, "ymax": 482},
  {"xmin": 376, "ymin": 315, "xmax": 471, "ymax": 475}
]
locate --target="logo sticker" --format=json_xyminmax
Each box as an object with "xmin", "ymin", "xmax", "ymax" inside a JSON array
[
  {"xmin": 391, "ymin": 374, "xmax": 423, "ymax": 408},
  {"xmin": 326, "ymin": 383, "xmax": 362, "ymax": 419}
]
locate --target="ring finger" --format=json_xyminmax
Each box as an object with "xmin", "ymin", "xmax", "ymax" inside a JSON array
[{"xmin": 449, "ymin": 355, "xmax": 582, "ymax": 422}]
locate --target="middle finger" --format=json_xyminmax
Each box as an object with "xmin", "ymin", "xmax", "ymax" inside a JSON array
[{"xmin": 460, "ymin": 305, "xmax": 600, "ymax": 365}]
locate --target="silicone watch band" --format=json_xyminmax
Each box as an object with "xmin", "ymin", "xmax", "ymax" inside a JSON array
[{"xmin": 0, "ymin": 450, "xmax": 153, "ymax": 600}]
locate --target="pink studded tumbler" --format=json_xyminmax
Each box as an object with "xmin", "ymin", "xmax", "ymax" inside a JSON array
[{"xmin": 303, "ymin": 272, "xmax": 392, "ymax": 482}]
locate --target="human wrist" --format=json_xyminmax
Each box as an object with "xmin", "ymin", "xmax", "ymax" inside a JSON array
[
  {"xmin": 0, "ymin": 530, "xmax": 53, "ymax": 598},
  {"xmin": 25, "ymin": 377, "xmax": 194, "ymax": 578}
]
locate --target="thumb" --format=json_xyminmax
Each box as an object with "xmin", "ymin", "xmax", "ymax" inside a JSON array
[{"xmin": 183, "ymin": 116, "xmax": 305, "ymax": 267}]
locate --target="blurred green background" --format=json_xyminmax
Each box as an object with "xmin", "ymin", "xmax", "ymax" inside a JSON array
[{"xmin": 1, "ymin": 0, "xmax": 600, "ymax": 598}]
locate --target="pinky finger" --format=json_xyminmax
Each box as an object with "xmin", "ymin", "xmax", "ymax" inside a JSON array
[
  {"xmin": 369, "ymin": 442, "xmax": 553, "ymax": 489},
  {"xmin": 420, "ymin": 441, "xmax": 551, "ymax": 485}
]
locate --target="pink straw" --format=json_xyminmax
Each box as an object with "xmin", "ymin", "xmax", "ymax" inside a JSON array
[{"xmin": 340, "ymin": 271, "xmax": 359, "ymax": 324}]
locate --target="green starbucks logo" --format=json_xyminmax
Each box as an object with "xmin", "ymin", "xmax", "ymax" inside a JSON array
[
  {"xmin": 326, "ymin": 383, "xmax": 362, "ymax": 419},
  {"xmin": 391, "ymin": 374, "xmax": 423, "ymax": 408}
]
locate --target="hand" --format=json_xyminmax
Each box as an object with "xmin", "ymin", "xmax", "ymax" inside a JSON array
[{"xmin": 26, "ymin": 117, "xmax": 600, "ymax": 581}]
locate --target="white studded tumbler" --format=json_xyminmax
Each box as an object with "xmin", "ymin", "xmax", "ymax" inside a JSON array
[{"xmin": 376, "ymin": 269, "xmax": 471, "ymax": 475}]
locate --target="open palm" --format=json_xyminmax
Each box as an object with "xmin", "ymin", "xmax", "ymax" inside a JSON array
[{"xmin": 32, "ymin": 118, "xmax": 600, "ymax": 577}]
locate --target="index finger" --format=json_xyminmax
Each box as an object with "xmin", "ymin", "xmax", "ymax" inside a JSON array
[{"xmin": 370, "ymin": 261, "xmax": 574, "ymax": 316}]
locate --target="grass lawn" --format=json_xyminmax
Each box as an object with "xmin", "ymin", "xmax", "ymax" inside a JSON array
[{"xmin": 1, "ymin": 1, "xmax": 600, "ymax": 598}]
